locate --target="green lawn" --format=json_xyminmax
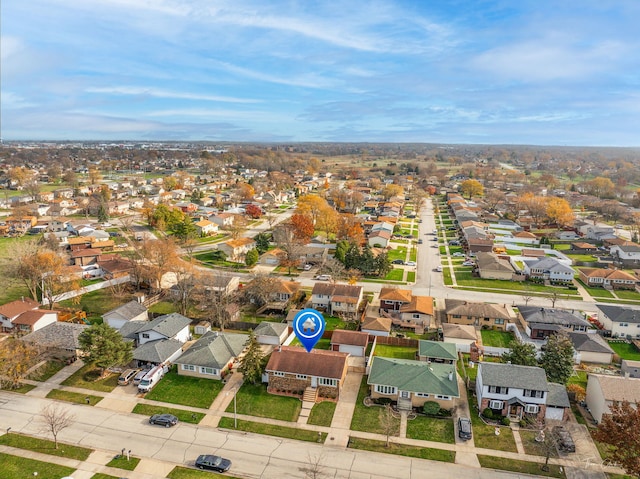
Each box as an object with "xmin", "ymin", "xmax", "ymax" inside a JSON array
[
  {"xmin": 519, "ymin": 429, "xmax": 559, "ymax": 458},
  {"xmin": 168, "ymin": 466, "xmax": 242, "ymax": 479},
  {"xmin": 218, "ymin": 417, "xmax": 325, "ymax": 442},
  {"xmin": 132, "ymin": 404, "xmax": 205, "ymax": 424},
  {"xmin": 454, "ymin": 273, "xmax": 579, "ymax": 295},
  {"xmin": 148, "ymin": 301, "xmax": 177, "ymax": 315},
  {"xmin": 92, "ymin": 474, "xmax": 124, "ymax": 479},
  {"xmin": 567, "ymin": 369, "xmax": 588, "ymax": 389},
  {"xmin": 387, "ymin": 246, "xmax": 407, "ymax": 261},
  {"xmin": 612, "ymin": 290, "xmax": 640, "ymax": 300},
  {"xmin": 383, "ymin": 268, "xmax": 404, "ymax": 281},
  {"xmin": 324, "ymin": 315, "xmax": 359, "ymax": 331},
  {"xmin": 468, "ymin": 396, "xmax": 518, "ymax": 452},
  {"xmin": 289, "ymin": 337, "xmax": 331, "ymax": 349},
  {"xmin": 60, "ymin": 364, "xmax": 119, "ymax": 392},
  {"xmin": 0, "ymin": 452, "xmax": 76, "ymax": 479},
  {"xmin": 480, "ymin": 329, "xmax": 514, "ymax": 348},
  {"xmin": 373, "ymin": 344, "xmax": 417, "ymax": 359},
  {"xmin": 608, "ymin": 341, "xmax": 640, "ymax": 360},
  {"xmin": 350, "ymin": 377, "xmax": 400, "ymax": 435},
  {"xmin": 46, "ymin": 389, "xmax": 103, "ymax": 406},
  {"xmin": 406, "ymin": 271, "xmax": 415, "ymax": 282},
  {"xmin": 106, "ymin": 454, "xmax": 141, "ymax": 470},
  {"xmin": 59, "ymin": 288, "xmax": 132, "ymax": 324},
  {"xmin": 145, "ymin": 367, "xmax": 224, "ymax": 409},
  {"xmin": 0, "ymin": 432, "xmax": 93, "ymax": 461},
  {"xmin": 478, "ymin": 455, "xmax": 564, "ymax": 478},
  {"xmin": 575, "ymin": 279, "xmax": 614, "ymax": 298},
  {"xmin": 1, "ymin": 382, "xmax": 37, "ymax": 394},
  {"xmin": 227, "ymin": 383, "xmax": 301, "ymax": 421},
  {"xmin": 0, "ymin": 236, "xmax": 35, "ymax": 304},
  {"xmin": 307, "ymin": 401, "xmax": 337, "ymax": 427},
  {"xmin": 405, "ymin": 416, "xmax": 455, "ymax": 443},
  {"xmin": 348, "ymin": 437, "xmax": 455, "ymax": 463},
  {"xmin": 28, "ymin": 359, "xmax": 67, "ymax": 382}
]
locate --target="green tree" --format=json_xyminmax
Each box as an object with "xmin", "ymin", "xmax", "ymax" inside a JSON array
[
  {"xmin": 334, "ymin": 240, "xmax": 350, "ymax": 264},
  {"xmin": 78, "ymin": 323, "xmax": 133, "ymax": 377},
  {"xmin": 375, "ymin": 251, "xmax": 391, "ymax": 278},
  {"xmin": 245, "ymin": 248, "xmax": 259, "ymax": 267},
  {"xmin": 539, "ymin": 333, "xmax": 574, "ymax": 384},
  {"xmin": 238, "ymin": 331, "xmax": 264, "ymax": 385},
  {"xmin": 254, "ymin": 233, "xmax": 271, "ymax": 254},
  {"xmin": 501, "ymin": 340, "xmax": 537, "ymax": 367},
  {"xmin": 173, "ymin": 216, "xmax": 197, "ymax": 241}
]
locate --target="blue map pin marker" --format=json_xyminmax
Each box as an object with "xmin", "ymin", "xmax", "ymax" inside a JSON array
[{"xmin": 293, "ymin": 308, "xmax": 326, "ymax": 353}]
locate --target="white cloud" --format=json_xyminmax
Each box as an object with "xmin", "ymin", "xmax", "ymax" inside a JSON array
[{"xmin": 85, "ymin": 86, "xmax": 260, "ymax": 104}]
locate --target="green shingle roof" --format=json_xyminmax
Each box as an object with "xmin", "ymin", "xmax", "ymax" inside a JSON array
[
  {"xmin": 417, "ymin": 340, "xmax": 457, "ymax": 361},
  {"xmin": 368, "ymin": 357, "xmax": 459, "ymax": 397}
]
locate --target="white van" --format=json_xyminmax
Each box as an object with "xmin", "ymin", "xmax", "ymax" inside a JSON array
[{"xmin": 138, "ymin": 365, "xmax": 164, "ymax": 394}]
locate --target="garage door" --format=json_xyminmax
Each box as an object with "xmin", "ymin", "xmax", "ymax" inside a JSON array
[{"xmin": 545, "ymin": 406, "xmax": 565, "ymax": 421}]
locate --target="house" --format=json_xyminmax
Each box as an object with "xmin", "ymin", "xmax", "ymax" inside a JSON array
[
  {"xmin": 253, "ymin": 279, "xmax": 301, "ymax": 314},
  {"xmin": 578, "ymin": 268, "xmax": 638, "ymax": 290},
  {"xmin": 254, "ymin": 322, "xmax": 289, "ymax": 346},
  {"xmin": 377, "ymin": 288, "xmax": 433, "ymax": 332},
  {"xmin": 567, "ymin": 331, "xmax": 614, "ymax": 364},
  {"xmin": 610, "ymin": 244, "xmax": 640, "ymax": 268},
  {"xmin": 260, "ymin": 248, "xmax": 284, "ymax": 266},
  {"xmin": 586, "ymin": 374, "xmax": 640, "ymax": 423},
  {"xmin": 217, "ymin": 237, "xmax": 256, "ymax": 262},
  {"xmin": 133, "ymin": 339, "xmax": 184, "ymax": 367},
  {"xmin": 361, "ymin": 316, "xmax": 392, "ymax": 337},
  {"xmin": 555, "ymin": 231, "xmax": 580, "ymax": 241},
  {"xmin": 368, "ymin": 357, "xmax": 459, "ymax": 411},
  {"xmin": 21, "ymin": 322, "xmax": 89, "ymax": 359},
  {"xmin": 102, "ymin": 300, "xmax": 149, "ymax": 330},
  {"xmin": 176, "ymin": 331, "xmax": 248, "ymax": 380},
  {"xmin": 70, "ymin": 247, "xmax": 102, "ymax": 266},
  {"xmin": 595, "ymin": 303, "xmax": 640, "ymax": 338},
  {"xmin": 475, "ymin": 252, "xmax": 515, "ymax": 280},
  {"xmin": 442, "ymin": 323, "xmax": 478, "ymax": 347},
  {"xmin": 378, "ymin": 288, "xmax": 413, "ymax": 314},
  {"xmin": 517, "ymin": 305, "xmax": 590, "ymax": 340},
  {"xmin": 122, "ymin": 313, "xmax": 192, "ymax": 346},
  {"xmin": 200, "ymin": 274, "xmax": 240, "ymax": 297},
  {"xmin": 476, "ymin": 362, "xmax": 562, "ymax": 421},
  {"xmin": 330, "ymin": 330, "xmax": 369, "ymax": 357},
  {"xmin": 209, "ymin": 212, "xmax": 235, "ymax": 228},
  {"xmin": 311, "ymin": 283, "xmax": 363, "ymax": 318},
  {"xmin": 368, "ymin": 230, "xmax": 392, "ymax": 248},
  {"xmin": 621, "ymin": 359, "xmax": 640, "ymax": 379},
  {"xmin": 265, "ymin": 346, "xmax": 349, "ymax": 401},
  {"xmin": 0, "ymin": 298, "xmax": 41, "ymax": 332},
  {"xmin": 11, "ymin": 309, "xmax": 58, "ymax": 333},
  {"xmin": 194, "ymin": 219, "xmax": 219, "ymax": 236},
  {"xmin": 444, "ymin": 299, "xmax": 513, "ymax": 331},
  {"xmin": 416, "ymin": 340, "xmax": 457, "ymax": 364},
  {"xmin": 523, "ymin": 257, "xmax": 575, "ymax": 284}
]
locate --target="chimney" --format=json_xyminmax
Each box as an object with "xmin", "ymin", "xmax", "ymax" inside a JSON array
[{"xmin": 448, "ymin": 371, "xmax": 454, "ymax": 381}]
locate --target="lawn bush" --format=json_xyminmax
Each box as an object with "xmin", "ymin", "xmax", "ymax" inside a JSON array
[{"xmin": 422, "ymin": 401, "xmax": 440, "ymax": 415}]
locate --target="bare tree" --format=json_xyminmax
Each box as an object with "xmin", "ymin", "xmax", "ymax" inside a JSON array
[
  {"xmin": 380, "ymin": 404, "xmax": 398, "ymax": 447},
  {"xmin": 300, "ymin": 452, "xmax": 326, "ymax": 479},
  {"xmin": 39, "ymin": 403, "xmax": 75, "ymax": 449},
  {"xmin": 195, "ymin": 274, "xmax": 236, "ymax": 331},
  {"xmin": 522, "ymin": 288, "xmax": 534, "ymax": 306},
  {"xmin": 548, "ymin": 291, "xmax": 561, "ymax": 308}
]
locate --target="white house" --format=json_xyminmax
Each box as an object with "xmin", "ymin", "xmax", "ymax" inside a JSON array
[
  {"xmin": 103, "ymin": 300, "xmax": 149, "ymax": 330},
  {"xmin": 595, "ymin": 303, "xmax": 640, "ymax": 338},
  {"xmin": 120, "ymin": 313, "xmax": 191, "ymax": 345},
  {"xmin": 586, "ymin": 374, "xmax": 640, "ymax": 423},
  {"xmin": 610, "ymin": 244, "xmax": 640, "ymax": 267},
  {"xmin": 523, "ymin": 257, "xmax": 575, "ymax": 284}
]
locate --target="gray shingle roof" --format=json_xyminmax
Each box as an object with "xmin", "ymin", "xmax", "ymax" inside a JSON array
[
  {"xmin": 517, "ymin": 305, "xmax": 590, "ymax": 327},
  {"xmin": 21, "ymin": 322, "xmax": 88, "ymax": 351},
  {"xmin": 254, "ymin": 321, "xmax": 288, "ymax": 337},
  {"xmin": 596, "ymin": 303, "xmax": 640, "ymax": 324},
  {"xmin": 480, "ymin": 362, "xmax": 549, "ymax": 391},
  {"xmin": 546, "ymin": 383, "xmax": 570, "ymax": 408},
  {"xmin": 136, "ymin": 313, "xmax": 192, "ymax": 338},
  {"xmin": 368, "ymin": 357, "xmax": 459, "ymax": 397},
  {"xmin": 103, "ymin": 300, "xmax": 148, "ymax": 321},
  {"xmin": 133, "ymin": 339, "xmax": 183, "ymax": 364},
  {"xmin": 176, "ymin": 332, "xmax": 248, "ymax": 369},
  {"xmin": 567, "ymin": 331, "xmax": 614, "ymax": 354}
]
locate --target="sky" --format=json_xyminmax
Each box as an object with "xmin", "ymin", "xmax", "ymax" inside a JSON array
[{"xmin": 2, "ymin": 0, "xmax": 640, "ymax": 146}]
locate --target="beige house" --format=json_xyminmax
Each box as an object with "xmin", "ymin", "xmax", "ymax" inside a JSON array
[
  {"xmin": 475, "ymin": 252, "xmax": 515, "ymax": 280},
  {"xmin": 176, "ymin": 332, "xmax": 248, "ymax": 380},
  {"xmin": 586, "ymin": 374, "xmax": 640, "ymax": 423},
  {"xmin": 578, "ymin": 268, "xmax": 638, "ymax": 290},
  {"xmin": 194, "ymin": 219, "xmax": 219, "ymax": 236},
  {"xmin": 217, "ymin": 237, "xmax": 256, "ymax": 262},
  {"xmin": 444, "ymin": 299, "xmax": 513, "ymax": 331}
]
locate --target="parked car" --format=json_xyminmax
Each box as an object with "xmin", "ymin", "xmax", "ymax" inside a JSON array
[
  {"xmin": 297, "ymin": 263, "xmax": 312, "ymax": 271},
  {"xmin": 133, "ymin": 369, "xmax": 149, "ymax": 386},
  {"xmin": 553, "ymin": 425, "xmax": 575, "ymax": 453},
  {"xmin": 405, "ymin": 261, "xmax": 416, "ymax": 266},
  {"xmin": 448, "ymin": 240, "xmax": 460, "ymax": 246},
  {"xmin": 434, "ymin": 265, "xmax": 443, "ymax": 272},
  {"xmin": 452, "ymin": 252, "xmax": 465, "ymax": 257},
  {"xmin": 195, "ymin": 454, "xmax": 232, "ymax": 472},
  {"xmin": 149, "ymin": 414, "xmax": 178, "ymax": 428},
  {"xmin": 462, "ymin": 261, "xmax": 475, "ymax": 266},
  {"xmin": 458, "ymin": 417, "xmax": 472, "ymax": 440},
  {"xmin": 117, "ymin": 368, "xmax": 140, "ymax": 386},
  {"xmin": 431, "ymin": 244, "xmax": 438, "ymax": 248},
  {"xmin": 391, "ymin": 259, "xmax": 405, "ymax": 264},
  {"xmin": 418, "ymin": 239, "xmax": 423, "ymax": 244},
  {"xmin": 314, "ymin": 274, "xmax": 331, "ymax": 281}
]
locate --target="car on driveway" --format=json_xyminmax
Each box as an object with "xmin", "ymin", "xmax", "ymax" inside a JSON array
[
  {"xmin": 462, "ymin": 260, "xmax": 475, "ymax": 266},
  {"xmin": 391, "ymin": 259, "xmax": 405, "ymax": 264},
  {"xmin": 458, "ymin": 417, "xmax": 472, "ymax": 440},
  {"xmin": 452, "ymin": 252, "xmax": 465, "ymax": 257},
  {"xmin": 149, "ymin": 414, "xmax": 178, "ymax": 427},
  {"xmin": 195, "ymin": 454, "xmax": 232, "ymax": 472},
  {"xmin": 405, "ymin": 261, "xmax": 416, "ymax": 266},
  {"xmin": 314, "ymin": 274, "xmax": 332, "ymax": 281},
  {"xmin": 418, "ymin": 239, "xmax": 423, "ymax": 244}
]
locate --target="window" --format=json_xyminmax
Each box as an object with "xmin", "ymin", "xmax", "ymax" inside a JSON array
[
  {"xmin": 495, "ymin": 318, "xmax": 504, "ymax": 325},
  {"xmin": 181, "ymin": 364, "xmax": 195, "ymax": 371},
  {"xmin": 488, "ymin": 386, "xmax": 509, "ymax": 394},
  {"xmin": 296, "ymin": 374, "xmax": 308, "ymax": 380},
  {"xmin": 273, "ymin": 371, "xmax": 285, "ymax": 377},
  {"xmin": 489, "ymin": 400, "xmax": 504, "ymax": 410},
  {"xmin": 142, "ymin": 333, "xmax": 150, "ymax": 339},
  {"xmin": 375, "ymin": 385, "xmax": 397, "ymax": 395},
  {"xmin": 525, "ymin": 404, "xmax": 539, "ymax": 414},
  {"xmin": 200, "ymin": 367, "xmax": 217, "ymax": 375},
  {"xmin": 620, "ymin": 323, "xmax": 629, "ymax": 327},
  {"xmin": 318, "ymin": 378, "xmax": 337, "ymax": 387},
  {"xmin": 524, "ymin": 389, "xmax": 544, "ymax": 398},
  {"xmin": 452, "ymin": 314, "xmax": 461, "ymax": 319},
  {"xmin": 412, "ymin": 314, "xmax": 420, "ymax": 319},
  {"xmin": 415, "ymin": 392, "xmax": 429, "ymax": 398},
  {"xmin": 484, "ymin": 317, "xmax": 490, "ymax": 322},
  {"xmin": 435, "ymin": 395, "xmax": 451, "ymax": 400}
]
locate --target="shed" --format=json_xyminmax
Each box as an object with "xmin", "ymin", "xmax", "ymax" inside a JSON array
[{"xmin": 330, "ymin": 330, "xmax": 369, "ymax": 357}]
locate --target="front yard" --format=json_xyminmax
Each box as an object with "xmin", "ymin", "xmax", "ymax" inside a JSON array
[
  {"xmin": 145, "ymin": 367, "xmax": 224, "ymax": 409},
  {"xmin": 61, "ymin": 364, "xmax": 118, "ymax": 392},
  {"xmin": 350, "ymin": 377, "xmax": 400, "ymax": 435},
  {"xmin": 405, "ymin": 415, "xmax": 455, "ymax": 443},
  {"xmin": 227, "ymin": 382, "xmax": 301, "ymax": 422},
  {"xmin": 468, "ymin": 396, "xmax": 518, "ymax": 452}
]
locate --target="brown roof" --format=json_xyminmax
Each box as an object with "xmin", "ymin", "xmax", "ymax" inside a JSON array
[
  {"xmin": 224, "ymin": 237, "xmax": 255, "ymax": 248},
  {"xmin": 379, "ymin": 287, "xmax": 413, "ymax": 303},
  {"xmin": 276, "ymin": 280, "xmax": 301, "ymax": 295},
  {"xmin": 0, "ymin": 298, "xmax": 40, "ymax": 319},
  {"xmin": 71, "ymin": 248, "xmax": 102, "ymax": 258},
  {"xmin": 581, "ymin": 268, "xmax": 637, "ymax": 281},
  {"xmin": 362, "ymin": 316, "xmax": 392, "ymax": 332},
  {"xmin": 68, "ymin": 236, "xmax": 94, "ymax": 245},
  {"xmin": 13, "ymin": 309, "xmax": 56, "ymax": 326},
  {"xmin": 572, "ymin": 242, "xmax": 597, "ymax": 249},
  {"xmin": 312, "ymin": 283, "xmax": 362, "ymax": 299},
  {"xmin": 521, "ymin": 248, "xmax": 546, "ymax": 257},
  {"xmin": 442, "ymin": 323, "xmax": 477, "ymax": 341},
  {"xmin": 91, "ymin": 240, "xmax": 115, "ymax": 249},
  {"xmin": 98, "ymin": 256, "xmax": 133, "ymax": 274},
  {"xmin": 400, "ymin": 295, "xmax": 434, "ymax": 315},
  {"xmin": 513, "ymin": 231, "xmax": 537, "ymax": 238},
  {"xmin": 331, "ymin": 329, "xmax": 369, "ymax": 347},
  {"xmin": 266, "ymin": 346, "xmax": 348, "ymax": 379},
  {"xmin": 590, "ymin": 374, "xmax": 640, "ymax": 403}
]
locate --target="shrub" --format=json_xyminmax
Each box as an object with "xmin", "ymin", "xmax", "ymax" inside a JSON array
[
  {"xmin": 438, "ymin": 408, "xmax": 453, "ymax": 417},
  {"xmin": 482, "ymin": 408, "xmax": 494, "ymax": 420},
  {"xmin": 501, "ymin": 417, "xmax": 511, "ymax": 426},
  {"xmin": 376, "ymin": 397, "xmax": 393, "ymax": 406},
  {"xmin": 422, "ymin": 401, "xmax": 441, "ymax": 416}
]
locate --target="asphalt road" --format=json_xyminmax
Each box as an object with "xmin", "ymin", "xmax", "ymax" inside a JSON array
[{"xmin": 0, "ymin": 392, "xmax": 554, "ymax": 479}]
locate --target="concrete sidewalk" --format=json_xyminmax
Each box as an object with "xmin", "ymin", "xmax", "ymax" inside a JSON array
[{"xmin": 325, "ymin": 370, "xmax": 363, "ymax": 447}]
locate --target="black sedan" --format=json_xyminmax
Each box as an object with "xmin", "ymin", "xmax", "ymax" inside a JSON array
[
  {"xmin": 391, "ymin": 259, "xmax": 405, "ymax": 264},
  {"xmin": 149, "ymin": 414, "xmax": 178, "ymax": 427},
  {"xmin": 195, "ymin": 454, "xmax": 232, "ymax": 472}
]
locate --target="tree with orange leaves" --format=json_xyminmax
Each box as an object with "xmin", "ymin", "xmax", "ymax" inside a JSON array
[
  {"xmin": 336, "ymin": 214, "xmax": 365, "ymax": 244},
  {"xmin": 290, "ymin": 214, "xmax": 315, "ymax": 243}
]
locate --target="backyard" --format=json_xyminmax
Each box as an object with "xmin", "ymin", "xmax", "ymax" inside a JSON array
[
  {"xmin": 480, "ymin": 329, "xmax": 514, "ymax": 348},
  {"xmin": 608, "ymin": 341, "xmax": 640, "ymax": 361},
  {"xmin": 373, "ymin": 344, "xmax": 417, "ymax": 360}
]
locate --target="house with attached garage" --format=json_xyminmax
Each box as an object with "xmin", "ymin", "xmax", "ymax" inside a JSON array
[
  {"xmin": 523, "ymin": 257, "xmax": 575, "ymax": 284},
  {"xmin": 595, "ymin": 303, "xmax": 640, "ymax": 338},
  {"xmin": 377, "ymin": 287, "xmax": 433, "ymax": 332},
  {"xmin": 517, "ymin": 305, "xmax": 590, "ymax": 341},
  {"xmin": 444, "ymin": 299, "xmax": 513, "ymax": 331},
  {"xmin": 610, "ymin": 244, "xmax": 640, "ymax": 268},
  {"xmin": 217, "ymin": 237, "xmax": 256, "ymax": 262},
  {"xmin": 21, "ymin": 322, "xmax": 88, "ymax": 359},
  {"xmin": 368, "ymin": 357, "xmax": 459, "ymax": 411},
  {"xmin": 253, "ymin": 321, "xmax": 289, "ymax": 346},
  {"xmin": 175, "ymin": 331, "xmax": 248, "ymax": 380},
  {"xmin": 476, "ymin": 362, "xmax": 570, "ymax": 421},
  {"xmin": 578, "ymin": 267, "xmax": 638, "ymax": 290},
  {"xmin": 585, "ymin": 374, "xmax": 640, "ymax": 423},
  {"xmin": 102, "ymin": 300, "xmax": 149, "ymax": 330},
  {"xmin": 265, "ymin": 346, "xmax": 349, "ymax": 401},
  {"xmin": 311, "ymin": 283, "xmax": 363, "ymax": 318}
]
